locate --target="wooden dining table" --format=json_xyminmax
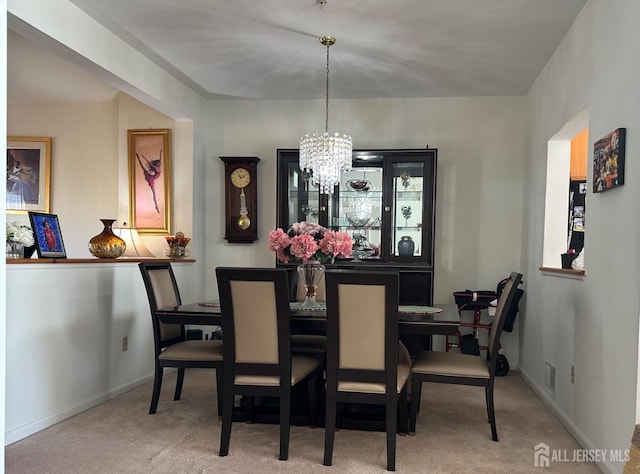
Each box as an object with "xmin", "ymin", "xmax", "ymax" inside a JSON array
[
  {"xmin": 155, "ymin": 301, "xmax": 460, "ymax": 430},
  {"xmin": 155, "ymin": 301, "xmax": 461, "ymax": 335}
]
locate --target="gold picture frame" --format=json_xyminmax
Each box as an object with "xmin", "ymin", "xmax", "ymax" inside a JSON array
[
  {"xmin": 6, "ymin": 136, "xmax": 51, "ymax": 214},
  {"xmin": 127, "ymin": 129, "xmax": 172, "ymax": 234}
]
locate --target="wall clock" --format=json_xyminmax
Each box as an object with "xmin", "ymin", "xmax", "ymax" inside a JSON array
[{"xmin": 220, "ymin": 156, "xmax": 260, "ymax": 243}]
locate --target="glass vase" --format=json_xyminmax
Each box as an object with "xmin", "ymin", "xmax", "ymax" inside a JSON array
[
  {"xmin": 88, "ymin": 219, "xmax": 126, "ymax": 259},
  {"xmin": 297, "ymin": 260, "xmax": 325, "ymax": 308},
  {"xmin": 6, "ymin": 241, "xmax": 24, "ymax": 259}
]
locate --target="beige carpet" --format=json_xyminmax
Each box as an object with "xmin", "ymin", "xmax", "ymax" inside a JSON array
[{"xmin": 6, "ymin": 369, "xmax": 599, "ymax": 473}]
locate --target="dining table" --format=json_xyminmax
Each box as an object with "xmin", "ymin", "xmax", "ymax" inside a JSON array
[
  {"xmin": 155, "ymin": 301, "xmax": 460, "ymax": 430},
  {"xmin": 155, "ymin": 301, "xmax": 461, "ymax": 336}
]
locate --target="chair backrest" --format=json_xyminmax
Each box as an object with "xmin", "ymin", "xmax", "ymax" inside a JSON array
[
  {"xmin": 487, "ymin": 271, "xmax": 523, "ymax": 371},
  {"xmin": 139, "ymin": 262, "xmax": 184, "ymax": 352},
  {"xmin": 216, "ymin": 267, "xmax": 291, "ymax": 383},
  {"xmin": 325, "ymin": 270, "xmax": 400, "ymax": 393}
]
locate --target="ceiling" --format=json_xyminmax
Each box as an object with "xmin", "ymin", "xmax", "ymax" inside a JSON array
[{"xmin": 9, "ymin": 0, "xmax": 586, "ymax": 103}]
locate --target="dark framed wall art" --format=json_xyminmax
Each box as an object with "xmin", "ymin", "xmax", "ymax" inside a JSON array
[
  {"xmin": 6, "ymin": 136, "xmax": 51, "ymax": 213},
  {"xmin": 593, "ymin": 128, "xmax": 625, "ymax": 193},
  {"xmin": 127, "ymin": 129, "xmax": 172, "ymax": 234},
  {"xmin": 28, "ymin": 211, "xmax": 67, "ymax": 258}
]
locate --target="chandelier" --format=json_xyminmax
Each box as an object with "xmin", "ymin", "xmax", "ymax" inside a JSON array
[{"xmin": 299, "ymin": 36, "xmax": 352, "ymax": 195}]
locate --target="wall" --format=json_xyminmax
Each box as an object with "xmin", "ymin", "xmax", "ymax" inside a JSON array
[
  {"xmin": 521, "ymin": 1, "xmax": 640, "ymax": 472},
  {"xmin": 4, "ymin": 261, "xmax": 197, "ymax": 444}
]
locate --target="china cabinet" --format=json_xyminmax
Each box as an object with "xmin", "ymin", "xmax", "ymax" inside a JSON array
[{"xmin": 276, "ymin": 148, "xmax": 437, "ymax": 308}]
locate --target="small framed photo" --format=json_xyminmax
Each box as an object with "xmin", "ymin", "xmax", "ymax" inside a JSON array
[
  {"xmin": 128, "ymin": 129, "xmax": 172, "ymax": 234},
  {"xmin": 578, "ymin": 182, "xmax": 587, "ymax": 194},
  {"xmin": 28, "ymin": 212, "xmax": 67, "ymax": 258},
  {"xmin": 7, "ymin": 136, "xmax": 51, "ymax": 213},
  {"xmin": 593, "ymin": 128, "xmax": 625, "ymax": 193}
]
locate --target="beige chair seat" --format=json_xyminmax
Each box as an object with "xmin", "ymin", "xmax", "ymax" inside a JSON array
[
  {"xmin": 411, "ymin": 351, "xmax": 489, "ymax": 379},
  {"xmin": 338, "ymin": 364, "xmax": 410, "ymax": 394},
  {"xmin": 235, "ymin": 355, "xmax": 318, "ymax": 386},
  {"xmin": 159, "ymin": 340, "xmax": 224, "ymax": 361}
]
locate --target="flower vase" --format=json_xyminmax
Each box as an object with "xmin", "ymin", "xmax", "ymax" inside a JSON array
[
  {"xmin": 88, "ymin": 219, "xmax": 126, "ymax": 259},
  {"xmin": 6, "ymin": 241, "xmax": 24, "ymax": 259},
  {"xmin": 297, "ymin": 260, "xmax": 325, "ymax": 308}
]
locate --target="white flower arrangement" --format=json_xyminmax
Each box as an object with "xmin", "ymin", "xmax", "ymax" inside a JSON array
[{"xmin": 6, "ymin": 221, "xmax": 35, "ymax": 247}]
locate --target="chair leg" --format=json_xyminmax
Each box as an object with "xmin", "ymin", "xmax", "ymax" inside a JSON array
[
  {"xmin": 486, "ymin": 382, "xmax": 498, "ymax": 441},
  {"xmin": 174, "ymin": 368, "xmax": 186, "ymax": 400},
  {"xmin": 398, "ymin": 386, "xmax": 408, "ymax": 435},
  {"xmin": 215, "ymin": 367, "xmax": 223, "ymax": 417},
  {"xmin": 408, "ymin": 377, "xmax": 422, "ymax": 433},
  {"xmin": 323, "ymin": 390, "xmax": 337, "ymax": 466},
  {"xmin": 149, "ymin": 366, "xmax": 164, "ymax": 414},
  {"xmin": 386, "ymin": 398, "xmax": 397, "ymax": 471},
  {"xmin": 219, "ymin": 382, "xmax": 235, "ymax": 456},
  {"xmin": 308, "ymin": 374, "xmax": 317, "ymax": 428},
  {"xmin": 279, "ymin": 389, "xmax": 291, "ymax": 461}
]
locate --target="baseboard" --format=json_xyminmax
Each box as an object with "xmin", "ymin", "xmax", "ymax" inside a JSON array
[
  {"xmin": 519, "ymin": 369, "xmax": 617, "ymax": 474},
  {"xmin": 5, "ymin": 373, "xmax": 155, "ymax": 445}
]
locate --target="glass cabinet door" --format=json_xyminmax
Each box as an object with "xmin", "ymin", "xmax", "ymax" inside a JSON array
[
  {"xmin": 383, "ymin": 153, "xmax": 436, "ymax": 264},
  {"xmin": 334, "ymin": 167, "xmax": 383, "ymax": 260},
  {"xmin": 277, "ymin": 150, "xmax": 329, "ymax": 230}
]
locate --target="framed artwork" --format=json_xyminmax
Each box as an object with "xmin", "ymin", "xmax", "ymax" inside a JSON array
[
  {"xmin": 28, "ymin": 211, "xmax": 67, "ymax": 258},
  {"xmin": 593, "ymin": 128, "xmax": 625, "ymax": 193},
  {"xmin": 128, "ymin": 129, "xmax": 172, "ymax": 234},
  {"xmin": 7, "ymin": 136, "xmax": 51, "ymax": 213}
]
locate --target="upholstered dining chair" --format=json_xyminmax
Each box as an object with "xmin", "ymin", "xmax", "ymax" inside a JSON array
[
  {"xmin": 215, "ymin": 267, "xmax": 318, "ymax": 461},
  {"xmin": 138, "ymin": 262, "xmax": 224, "ymax": 415},
  {"xmin": 408, "ymin": 271, "xmax": 524, "ymax": 441},
  {"xmin": 323, "ymin": 270, "xmax": 408, "ymax": 472}
]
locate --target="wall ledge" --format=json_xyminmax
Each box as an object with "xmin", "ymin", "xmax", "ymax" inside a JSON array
[
  {"xmin": 539, "ymin": 266, "xmax": 585, "ymax": 280},
  {"xmin": 6, "ymin": 257, "xmax": 195, "ymax": 265}
]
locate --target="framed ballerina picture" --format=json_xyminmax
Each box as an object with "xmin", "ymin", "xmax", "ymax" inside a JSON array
[
  {"xmin": 7, "ymin": 136, "xmax": 51, "ymax": 214},
  {"xmin": 127, "ymin": 129, "xmax": 172, "ymax": 234}
]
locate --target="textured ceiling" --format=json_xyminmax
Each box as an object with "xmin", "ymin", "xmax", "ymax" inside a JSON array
[{"xmin": 10, "ymin": 0, "xmax": 586, "ymax": 102}]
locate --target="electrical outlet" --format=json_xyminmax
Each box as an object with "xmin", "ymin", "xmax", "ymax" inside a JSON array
[
  {"xmin": 571, "ymin": 365, "xmax": 575, "ymax": 384},
  {"xmin": 122, "ymin": 336, "xmax": 128, "ymax": 352},
  {"xmin": 545, "ymin": 361, "xmax": 556, "ymax": 393}
]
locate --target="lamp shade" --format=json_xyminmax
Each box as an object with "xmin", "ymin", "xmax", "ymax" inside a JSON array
[{"xmin": 114, "ymin": 223, "xmax": 155, "ymax": 257}]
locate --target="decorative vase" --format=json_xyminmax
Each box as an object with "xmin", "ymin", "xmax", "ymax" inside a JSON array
[
  {"xmin": 88, "ymin": 219, "xmax": 126, "ymax": 259},
  {"xmin": 297, "ymin": 260, "xmax": 326, "ymax": 308},
  {"xmin": 397, "ymin": 236, "xmax": 415, "ymax": 257},
  {"xmin": 23, "ymin": 244, "xmax": 37, "ymax": 259},
  {"xmin": 6, "ymin": 241, "xmax": 24, "ymax": 259}
]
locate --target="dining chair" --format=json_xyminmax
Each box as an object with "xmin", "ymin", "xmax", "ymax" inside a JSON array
[
  {"xmin": 408, "ymin": 271, "xmax": 524, "ymax": 441},
  {"xmin": 215, "ymin": 267, "xmax": 319, "ymax": 460},
  {"xmin": 323, "ymin": 270, "xmax": 408, "ymax": 472},
  {"xmin": 139, "ymin": 262, "xmax": 224, "ymax": 415}
]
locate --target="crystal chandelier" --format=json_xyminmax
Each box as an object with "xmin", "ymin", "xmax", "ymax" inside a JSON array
[{"xmin": 300, "ymin": 36, "xmax": 352, "ymax": 195}]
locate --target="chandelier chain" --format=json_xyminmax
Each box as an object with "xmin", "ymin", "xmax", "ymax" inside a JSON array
[{"xmin": 325, "ymin": 42, "xmax": 330, "ymax": 133}]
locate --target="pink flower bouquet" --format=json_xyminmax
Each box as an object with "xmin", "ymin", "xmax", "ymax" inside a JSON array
[{"xmin": 268, "ymin": 221, "xmax": 352, "ymax": 263}]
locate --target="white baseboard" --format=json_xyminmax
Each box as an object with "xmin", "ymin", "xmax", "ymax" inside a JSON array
[
  {"xmin": 519, "ymin": 368, "xmax": 619, "ymax": 474},
  {"xmin": 5, "ymin": 373, "xmax": 154, "ymax": 445}
]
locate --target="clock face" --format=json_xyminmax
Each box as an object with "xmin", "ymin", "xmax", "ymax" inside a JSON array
[{"xmin": 230, "ymin": 167, "xmax": 251, "ymax": 188}]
